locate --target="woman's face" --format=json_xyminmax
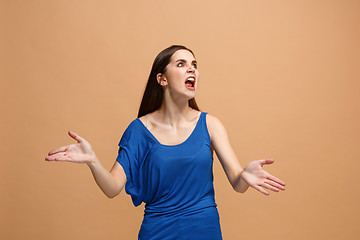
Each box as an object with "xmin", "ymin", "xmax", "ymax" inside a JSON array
[{"xmin": 157, "ymin": 49, "xmax": 199, "ymax": 100}]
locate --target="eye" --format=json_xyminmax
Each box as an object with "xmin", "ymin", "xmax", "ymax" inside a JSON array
[
  {"xmin": 177, "ymin": 62, "xmax": 183, "ymax": 67},
  {"xmin": 192, "ymin": 63, "xmax": 198, "ymax": 68}
]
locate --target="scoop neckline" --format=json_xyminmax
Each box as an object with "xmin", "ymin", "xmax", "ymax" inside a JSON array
[{"xmin": 136, "ymin": 112, "xmax": 203, "ymax": 147}]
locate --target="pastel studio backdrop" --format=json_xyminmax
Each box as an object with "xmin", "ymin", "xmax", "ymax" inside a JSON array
[{"xmin": 1, "ymin": 1, "xmax": 359, "ymax": 239}]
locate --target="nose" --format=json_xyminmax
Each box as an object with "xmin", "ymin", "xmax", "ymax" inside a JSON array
[{"xmin": 187, "ymin": 65, "xmax": 195, "ymax": 73}]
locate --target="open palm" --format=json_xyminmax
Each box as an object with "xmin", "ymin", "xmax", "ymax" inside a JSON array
[
  {"xmin": 240, "ymin": 159, "xmax": 286, "ymax": 195},
  {"xmin": 45, "ymin": 131, "xmax": 94, "ymax": 164}
]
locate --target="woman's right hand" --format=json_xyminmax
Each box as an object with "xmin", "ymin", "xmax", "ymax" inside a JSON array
[{"xmin": 45, "ymin": 131, "xmax": 95, "ymax": 164}]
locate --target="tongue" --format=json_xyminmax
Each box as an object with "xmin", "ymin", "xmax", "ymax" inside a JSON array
[{"xmin": 185, "ymin": 81, "xmax": 192, "ymax": 88}]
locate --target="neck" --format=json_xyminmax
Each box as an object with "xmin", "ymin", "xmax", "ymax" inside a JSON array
[{"xmin": 157, "ymin": 95, "xmax": 194, "ymax": 126}]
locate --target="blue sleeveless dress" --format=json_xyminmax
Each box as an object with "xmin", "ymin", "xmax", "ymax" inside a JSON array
[{"xmin": 116, "ymin": 112, "xmax": 222, "ymax": 240}]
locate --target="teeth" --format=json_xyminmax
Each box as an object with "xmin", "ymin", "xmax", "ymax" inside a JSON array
[{"xmin": 187, "ymin": 77, "xmax": 195, "ymax": 82}]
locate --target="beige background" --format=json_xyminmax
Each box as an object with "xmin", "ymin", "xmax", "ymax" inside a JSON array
[{"xmin": 1, "ymin": 0, "xmax": 359, "ymax": 239}]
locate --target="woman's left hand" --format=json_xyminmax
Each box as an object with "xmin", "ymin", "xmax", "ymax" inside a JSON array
[{"xmin": 240, "ymin": 159, "xmax": 286, "ymax": 195}]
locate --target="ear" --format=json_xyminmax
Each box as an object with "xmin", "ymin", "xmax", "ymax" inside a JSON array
[{"xmin": 156, "ymin": 73, "xmax": 168, "ymax": 87}]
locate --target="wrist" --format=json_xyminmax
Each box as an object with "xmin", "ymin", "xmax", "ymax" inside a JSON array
[
  {"xmin": 236, "ymin": 170, "xmax": 250, "ymax": 193},
  {"xmin": 87, "ymin": 152, "xmax": 98, "ymax": 168},
  {"xmin": 239, "ymin": 169, "xmax": 246, "ymax": 179}
]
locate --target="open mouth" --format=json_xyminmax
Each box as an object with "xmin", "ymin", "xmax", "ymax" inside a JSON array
[{"xmin": 185, "ymin": 76, "xmax": 195, "ymax": 90}]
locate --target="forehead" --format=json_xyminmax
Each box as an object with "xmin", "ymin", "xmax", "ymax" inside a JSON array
[{"xmin": 170, "ymin": 49, "xmax": 196, "ymax": 62}]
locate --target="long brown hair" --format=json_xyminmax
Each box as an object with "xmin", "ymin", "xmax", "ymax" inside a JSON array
[{"xmin": 137, "ymin": 45, "xmax": 200, "ymax": 118}]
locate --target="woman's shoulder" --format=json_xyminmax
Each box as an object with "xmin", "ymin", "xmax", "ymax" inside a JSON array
[
  {"xmin": 205, "ymin": 113, "xmax": 227, "ymax": 138},
  {"xmin": 119, "ymin": 117, "xmax": 146, "ymax": 144},
  {"xmin": 138, "ymin": 111, "xmax": 156, "ymax": 127},
  {"xmin": 206, "ymin": 113, "xmax": 223, "ymax": 127},
  {"xmin": 119, "ymin": 116, "xmax": 155, "ymax": 148}
]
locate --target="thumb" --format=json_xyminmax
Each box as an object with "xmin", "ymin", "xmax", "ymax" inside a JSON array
[
  {"xmin": 259, "ymin": 159, "xmax": 274, "ymax": 167},
  {"xmin": 68, "ymin": 130, "xmax": 84, "ymax": 143}
]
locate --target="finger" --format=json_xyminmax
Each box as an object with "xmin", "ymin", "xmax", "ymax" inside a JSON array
[
  {"xmin": 255, "ymin": 185, "xmax": 269, "ymax": 196},
  {"xmin": 48, "ymin": 146, "xmax": 67, "ymax": 155},
  {"xmin": 46, "ymin": 156, "xmax": 70, "ymax": 162},
  {"xmin": 265, "ymin": 179, "xmax": 286, "ymax": 191},
  {"xmin": 261, "ymin": 182, "xmax": 280, "ymax": 192},
  {"xmin": 259, "ymin": 159, "xmax": 274, "ymax": 167},
  {"xmin": 45, "ymin": 152, "xmax": 71, "ymax": 162},
  {"xmin": 267, "ymin": 174, "xmax": 286, "ymax": 186},
  {"xmin": 68, "ymin": 131, "xmax": 84, "ymax": 143}
]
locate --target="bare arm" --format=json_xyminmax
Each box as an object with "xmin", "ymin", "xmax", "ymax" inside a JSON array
[
  {"xmin": 206, "ymin": 115, "xmax": 285, "ymax": 195},
  {"xmin": 87, "ymin": 156, "xmax": 126, "ymax": 198},
  {"xmin": 45, "ymin": 131, "xmax": 127, "ymax": 198}
]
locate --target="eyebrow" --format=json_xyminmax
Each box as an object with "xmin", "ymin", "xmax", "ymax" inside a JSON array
[{"xmin": 175, "ymin": 59, "xmax": 197, "ymax": 64}]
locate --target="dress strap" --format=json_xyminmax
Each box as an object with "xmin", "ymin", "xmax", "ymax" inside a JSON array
[{"xmin": 199, "ymin": 112, "xmax": 211, "ymax": 145}]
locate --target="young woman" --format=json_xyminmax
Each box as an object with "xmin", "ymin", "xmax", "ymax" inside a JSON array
[{"xmin": 45, "ymin": 45, "xmax": 286, "ymax": 239}]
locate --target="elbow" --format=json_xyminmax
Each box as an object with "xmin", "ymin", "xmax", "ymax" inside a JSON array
[
  {"xmin": 236, "ymin": 188, "xmax": 247, "ymax": 194},
  {"xmin": 233, "ymin": 185, "xmax": 247, "ymax": 193},
  {"xmin": 106, "ymin": 193, "xmax": 116, "ymax": 199},
  {"xmin": 104, "ymin": 185, "xmax": 124, "ymax": 199},
  {"xmin": 105, "ymin": 191, "xmax": 119, "ymax": 199}
]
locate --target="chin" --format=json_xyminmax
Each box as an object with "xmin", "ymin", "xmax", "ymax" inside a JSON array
[
  {"xmin": 185, "ymin": 92, "xmax": 197, "ymax": 100},
  {"xmin": 167, "ymin": 88, "xmax": 197, "ymax": 102}
]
